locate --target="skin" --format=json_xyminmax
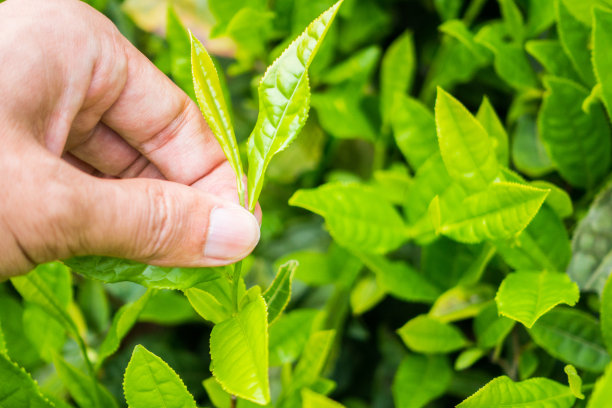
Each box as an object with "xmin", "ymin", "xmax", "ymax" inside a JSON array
[{"xmin": 0, "ymin": 0, "xmax": 261, "ymax": 279}]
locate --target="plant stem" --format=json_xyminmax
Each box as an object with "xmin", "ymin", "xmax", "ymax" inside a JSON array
[
  {"xmin": 76, "ymin": 334, "xmax": 101, "ymax": 407},
  {"xmin": 231, "ymin": 261, "xmax": 243, "ymax": 313},
  {"xmin": 463, "ymin": 0, "xmax": 488, "ymax": 26}
]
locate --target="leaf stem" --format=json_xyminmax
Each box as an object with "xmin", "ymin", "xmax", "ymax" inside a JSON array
[
  {"xmin": 231, "ymin": 261, "xmax": 243, "ymax": 313},
  {"xmin": 75, "ymin": 333, "xmax": 101, "ymax": 407}
]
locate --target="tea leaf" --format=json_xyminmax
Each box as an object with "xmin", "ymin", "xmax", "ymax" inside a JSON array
[
  {"xmin": 476, "ymin": 96, "xmax": 509, "ymax": 166},
  {"xmin": 97, "ymin": 289, "xmax": 153, "ymax": 369},
  {"xmin": 247, "ymin": 1, "xmax": 342, "ymax": 211},
  {"xmin": 455, "ymin": 348, "xmax": 486, "ymax": 371},
  {"xmin": 435, "ymin": 87, "xmax": 498, "ymax": 193},
  {"xmin": 289, "ymin": 183, "xmax": 408, "ymax": 253},
  {"xmin": 55, "ymin": 356, "xmax": 119, "ymax": 408},
  {"xmin": 210, "ymin": 295, "xmax": 270, "ymax": 404},
  {"xmin": 474, "ymin": 303, "xmax": 515, "ymax": 349},
  {"xmin": 302, "ymin": 389, "xmax": 344, "ymax": 408},
  {"xmin": 290, "ymin": 330, "xmax": 335, "ymax": 392},
  {"xmin": 350, "ymin": 274, "xmax": 386, "ymax": 315},
  {"xmin": 496, "ymin": 271, "xmax": 579, "ymax": 328},
  {"xmin": 593, "ymin": 7, "xmax": 612, "ymax": 119},
  {"xmin": 525, "ymin": 40, "xmax": 580, "ymax": 82},
  {"xmin": 269, "ymin": 309, "xmax": 319, "ymax": 366},
  {"xmin": 457, "ymin": 376, "xmax": 575, "ymax": 408},
  {"xmin": 0, "ymin": 353, "xmax": 55, "ymax": 408},
  {"xmin": 602, "ymin": 274, "xmax": 612, "ymax": 354},
  {"xmin": 439, "ymin": 182, "xmax": 549, "ymax": 244},
  {"xmin": 264, "ymin": 260, "xmax": 296, "ymax": 323},
  {"xmin": 556, "ymin": 0, "xmax": 596, "ymax": 86},
  {"xmin": 23, "ymin": 305, "xmax": 65, "ymax": 362},
  {"xmin": 398, "ymin": 315, "xmax": 469, "ymax": 353},
  {"xmin": 587, "ymin": 362, "xmax": 612, "ymax": 408},
  {"xmin": 380, "ymin": 31, "xmax": 416, "ymax": 128},
  {"xmin": 124, "ymin": 345, "xmax": 197, "ymax": 408},
  {"xmin": 191, "ymin": 33, "xmax": 245, "ymax": 204},
  {"xmin": 392, "ymin": 353, "xmax": 452, "ymax": 408},
  {"xmin": 528, "ymin": 308, "xmax": 610, "ymax": 372},
  {"xmin": 65, "ymin": 256, "xmax": 223, "ymax": 290},
  {"xmin": 563, "ymin": 365, "xmax": 584, "ymax": 399}
]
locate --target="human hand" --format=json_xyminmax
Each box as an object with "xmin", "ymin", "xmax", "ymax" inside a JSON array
[{"xmin": 0, "ymin": 0, "xmax": 260, "ymax": 279}]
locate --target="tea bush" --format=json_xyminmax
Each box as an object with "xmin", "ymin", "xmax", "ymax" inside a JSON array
[{"xmin": 2, "ymin": 0, "xmax": 612, "ymax": 407}]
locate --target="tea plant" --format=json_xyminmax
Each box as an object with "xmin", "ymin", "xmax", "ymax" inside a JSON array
[{"xmin": 4, "ymin": 0, "xmax": 612, "ymax": 407}]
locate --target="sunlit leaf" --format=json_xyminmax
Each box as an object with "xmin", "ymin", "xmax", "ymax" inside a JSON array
[
  {"xmin": 0, "ymin": 353, "xmax": 54, "ymax": 408},
  {"xmin": 380, "ymin": 31, "xmax": 415, "ymax": 128},
  {"xmin": 398, "ymin": 315, "xmax": 469, "ymax": 353},
  {"xmin": 264, "ymin": 260, "xmax": 296, "ymax": 323}
]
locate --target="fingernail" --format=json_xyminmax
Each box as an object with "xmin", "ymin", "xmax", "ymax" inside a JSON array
[{"xmin": 205, "ymin": 205, "xmax": 260, "ymax": 260}]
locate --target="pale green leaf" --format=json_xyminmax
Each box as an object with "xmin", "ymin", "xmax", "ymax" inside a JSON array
[
  {"xmin": 391, "ymin": 96, "xmax": 439, "ymax": 170},
  {"xmin": 564, "ymin": 365, "xmax": 585, "ymax": 399},
  {"xmin": 474, "ymin": 303, "xmax": 515, "ymax": 349},
  {"xmin": 429, "ymin": 285, "xmax": 495, "ymax": 323},
  {"xmin": 97, "ymin": 289, "xmax": 153, "ymax": 369},
  {"xmin": 350, "ymin": 274, "xmax": 386, "ymax": 315},
  {"xmin": 439, "ymin": 182, "xmax": 549, "ymax": 244},
  {"xmin": 526, "ymin": 0, "xmax": 556, "ymax": 36},
  {"xmin": 370, "ymin": 166, "xmax": 412, "ymax": 205},
  {"xmin": 0, "ymin": 353, "xmax": 54, "ymax": 408},
  {"xmin": 539, "ymin": 76, "xmax": 611, "ymax": 188},
  {"xmin": 23, "ymin": 305, "xmax": 65, "ymax": 362},
  {"xmin": 567, "ymin": 182, "xmax": 612, "ymax": 294},
  {"xmin": 438, "ymin": 20, "xmax": 491, "ymax": 63},
  {"xmin": 398, "ymin": 315, "xmax": 469, "ymax": 353},
  {"xmin": 65, "ymin": 256, "xmax": 223, "ymax": 290},
  {"xmin": 435, "ymin": 87, "xmax": 498, "ymax": 192},
  {"xmin": 380, "ymin": 31, "xmax": 416, "ymax": 128},
  {"xmin": 528, "ymin": 308, "xmax": 610, "ymax": 372},
  {"xmin": 559, "ymin": 0, "xmax": 612, "ymax": 26},
  {"xmin": 457, "ymin": 376, "xmax": 575, "ymax": 408},
  {"xmin": 593, "ymin": 7, "xmax": 612, "ymax": 119},
  {"xmin": 191, "ymin": 33, "xmax": 245, "ymax": 204},
  {"xmin": 289, "ymin": 183, "xmax": 407, "ymax": 253},
  {"xmin": 124, "ymin": 345, "xmax": 197, "ymax": 408},
  {"xmin": 525, "ymin": 40, "xmax": 581, "ymax": 82},
  {"xmin": 496, "ymin": 205, "xmax": 571, "ymax": 272},
  {"xmin": 498, "ymin": 0, "xmax": 525, "ymax": 43},
  {"xmin": 0, "ymin": 296, "xmax": 39, "ymax": 367},
  {"xmin": 320, "ymin": 45, "xmax": 381, "ymax": 86},
  {"xmin": 210, "ymin": 295, "xmax": 270, "ymax": 404},
  {"xmin": 185, "ymin": 287, "xmax": 231, "ymax": 325},
  {"xmin": 392, "ymin": 353, "xmax": 452, "ymax": 408},
  {"xmin": 496, "ymin": 271, "xmax": 579, "ymax": 328},
  {"xmin": 602, "ymin": 274, "xmax": 612, "ymax": 354},
  {"xmin": 139, "ymin": 290, "xmax": 198, "ymax": 325},
  {"xmin": 476, "ymin": 96, "xmax": 509, "ymax": 166},
  {"xmin": 302, "ymin": 389, "xmax": 344, "ymax": 408},
  {"xmin": 357, "ymin": 253, "xmax": 440, "ymax": 303},
  {"xmin": 247, "ymin": 1, "xmax": 342, "ymax": 211},
  {"xmin": 530, "ymin": 181, "xmax": 573, "ymax": 219},
  {"xmin": 264, "ymin": 260, "xmax": 296, "ymax": 323},
  {"xmin": 269, "ymin": 309, "xmax": 319, "ymax": 366},
  {"xmin": 290, "ymin": 330, "xmax": 335, "ymax": 392},
  {"xmin": 556, "ymin": 0, "xmax": 596, "ymax": 86},
  {"xmin": 55, "ymin": 356, "xmax": 118, "ymax": 408},
  {"xmin": 587, "ymin": 361, "xmax": 612, "ymax": 408},
  {"xmin": 455, "ymin": 348, "xmax": 486, "ymax": 371}
]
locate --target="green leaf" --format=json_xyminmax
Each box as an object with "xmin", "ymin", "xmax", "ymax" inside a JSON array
[
  {"xmin": 370, "ymin": 166, "xmax": 412, "ymax": 205},
  {"xmin": 289, "ymin": 183, "xmax": 407, "ymax": 253},
  {"xmin": 531, "ymin": 181, "xmax": 573, "ymax": 219},
  {"xmin": 97, "ymin": 289, "xmax": 153, "ymax": 368},
  {"xmin": 11, "ymin": 262, "xmax": 78, "ymax": 337},
  {"xmin": 457, "ymin": 376, "xmax": 575, "ymax": 408},
  {"xmin": 435, "ymin": 87, "xmax": 498, "ymax": 193},
  {"xmin": 190, "ymin": 33, "xmax": 245, "ymax": 204},
  {"xmin": 124, "ymin": 345, "xmax": 197, "ymax": 408},
  {"xmin": 455, "ymin": 348, "xmax": 486, "ymax": 371},
  {"xmin": 380, "ymin": 31, "xmax": 416, "ymax": 128},
  {"xmin": 528, "ymin": 308, "xmax": 610, "ymax": 372},
  {"xmin": 429, "ymin": 285, "xmax": 495, "ymax": 323},
  {"xmin": 77, "ymin": 279, "xmax": 110, "ymax": 333},
  {"xmin": 518, "ymin": 349, "xmax": 539, "ymax": 380},
  {"xmin": 23, "ymin": 305, "xmax": 65, "ymax": 362},
  {"xmin": 556, "ymin": 0, "xmax": 597, "ymax": 86},
  {"xmin": 602, "ymin": 274, "xmax": 612, "ymax": 354},
  {"xmin": 66, "ymin": 256, "xmax": 223, "ymax": 290},
  {"xmin": 0, "ymin": 352, "xmax": 54, "ymax": 408},
  {"xmin": 567, "ymin": 183, "xmax": 612, "ymax": 294},
  {"xmin": 511, "ymin": 115, "xmax": 555, "ymax": 178},
  {"xmin": 495, "ymin": 205, "xmax": 571, "ymax": 272},
  {"xmin": 392, "ymin": 353, "xmax": 452, "ymax": 408},
  {"xmin": 539, "ymin": 76, "xmax": 611, "ymax": 188},
  {"xmin": 264, "ymin": 260, "xmax": 296, "ymax": 323},
  {"xmin": 439, "ymin": 182, "xmax": 549, "ymax": 244},
  {"xmin": 564, "ymin": 365, "xmax": 585, "ymax": 399},
  {"xmin": 350, "ymin": 274, "xmax": 386, "ymax": 315},
  {"xmin": 526, "ymin": 0, "xmax": 556, "ymax": 36},
  {"xmin": 391, "ymin": 96, "xmax": 439, "ymax": 170},
  {"xmin": 185, "ymin": 288, "xmax": 231, "ymax": 325},
  {"xmin": 302, "ymin": 389, "xmax": 344, "ymax": 408},
  {"xmin": 525, "ymin": 40, "xmax": 581, "ymax": 82},
  {"xmin": 438, "ymin": 20, "xmax": 491, "ymax": 63},
  {"xmin": 210, "ymin": 295, "xmax": 270, "ymax": 404},
  {"xmin": 139, "ymin": 290, "xmax": 198, "ymax": 325},
  {"xmin": 476, "ymin": 96, "xmax": 509, "ymax": 166},
  {"xmin": 246, "ymin": 1, "xmax": 342, "ymax": 211},
  {"xmin": 0, "ymin": 321, "xmax": 6, "ymax": 356},
  {"xmin": 290, "ymin": 330, "xmax": 335, "ymax": 392},
  {"xmin": 398, "ymin": 315, "xmax": 469, "ymax": 353},
  {"xmin": 498, "ymin": 0, "xmax": 525, "ymax": 43},
  {"xmin": 496, "ymin": 271, "xmax": 579, "ymax": 328},
  {"xmin": 358, "ymin": 253, "xmax": 441, "ymax": 303},
  {"xmin": 587, "ymin": 361, "xmax": 612, "ymax": 408},
  {"xmin": 320, "ymin": 45, "xmax": 381, "ymax": 86},
  {"xmin": 474, "ymin": 302, "xmax": 515, "ymax": 349},
  {"xmin": 0, "ymin": 296, "xmax": 39, "ymax": 368},
  {"xmin": 558, "ymin": 0, "xmax": 612, "ymax": 26},
  {"xmin": 55, "ymin": 355, "xmax": 118, "ymax": 408},
  {"xmin": 593, "ymin": 7, "xmax": 612, "ymax": 119},
  {"xmin": 269, "ymin": 309, "xmax": 319, "ymax": 366}
]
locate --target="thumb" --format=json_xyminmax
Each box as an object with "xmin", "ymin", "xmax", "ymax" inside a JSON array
[{"xmin": 78, "ymin": 177, "xmax": 260, "ymax": 266}]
